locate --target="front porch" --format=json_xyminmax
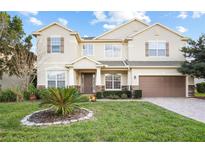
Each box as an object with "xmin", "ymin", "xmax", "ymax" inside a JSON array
[
  {"xmin": 65, "ymin": 56, "xmax": 131, "ymax": 94},
  {"xmin": 67, "ymin": 67, "xmax": 131, "ymax": 94}
]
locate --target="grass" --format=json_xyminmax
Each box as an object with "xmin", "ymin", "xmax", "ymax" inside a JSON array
[
  {"xmin": 195, "ymin": 92, "xmax": 205, "ymax": 97},
  {"xmin": 1, "ymin": 101, "xmax": 205, "ymax": 141}
]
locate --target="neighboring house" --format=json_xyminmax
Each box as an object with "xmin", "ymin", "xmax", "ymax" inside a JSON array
[
  {"xmin": 0, "ymin": 73, "xmax": 25, "ymax": 90},
  {"xmin": 33, "ymin": 18, "xmax": 194, "ymax": 97}
]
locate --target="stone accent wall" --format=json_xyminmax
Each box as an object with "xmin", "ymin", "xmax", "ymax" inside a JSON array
[
  {"xmin": 95, "ymin": 85, "xmax": 105, "ymax": 92},
  {"xmin": 188, "ymin": 85, "xmax": 195, "ymax": 97},
  {"xmin": 122, "ymin": 85, "xmax": 129, "ymax": 91},
  {"xmin": 130, "ymin": 85, "xmax": 140, "ymax": 98}
]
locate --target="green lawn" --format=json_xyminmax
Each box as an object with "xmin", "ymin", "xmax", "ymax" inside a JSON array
[
  {"xmin": 195, "ymin": 92, "xmax": 205, "ymax": 97},
  {"xmin": 1, "ymin": 101, "xmax": 205, "ymax": 141}
]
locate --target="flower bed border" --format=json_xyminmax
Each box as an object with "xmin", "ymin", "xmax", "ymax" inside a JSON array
[{"xmin": 21, "ymin": 108, "xmax": 93, "ymax": 126}]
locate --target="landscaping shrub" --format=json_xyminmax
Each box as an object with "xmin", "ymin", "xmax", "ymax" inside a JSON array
[
  {"xmin": 36, "ymin": 88, "xmax": 48, "ymax": 99},
  {"xmin": 133, "ymin": 90, "xmax": 142, "ymax": 98},
  {"xmin": 96, "ymin": 92, "xmax": 103, "ymax": 99},
  {"xmin": 28, "ymin": 84, "xmax": 38, "ymax": 96},
  {"xmin": 23, "ymin": 91, "xmax": 30, "ymax": 100},
  {"xmin": 40, "ymin": 87, "xmax": 83, "ymax": 116},
  {"xmin": 196, "ymin": 82, "xmax": 205, "ymax": 93},
  {"xmin": 79, "ymin": 95, "xmax": 90, "ymax": 102},
  {"xmin": 121, "ymin": 93, "xmax": 128, "ymax": 99},
  {"xmin": 103, "ymin": 91, "xmax": 132, "ymax": 98},
  {"xmin": 11, "ymin": 87, "xmax": 24, "ymax": 102},
  {"xmin": 23, "ymin": 84, "xmax": 40, "ymax": 100},
  {"xmin": 0, "ymin": 89, "xmax": 16, "ymax": 102},
  {"xmin": 112, "ymin": 95, "xmax": 120, "ymax": 99}
]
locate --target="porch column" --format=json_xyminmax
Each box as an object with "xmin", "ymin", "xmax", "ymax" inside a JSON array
[
  {"xmin": 96, "ymin": 67, "xmax": 101, "ymax": 86},
  {"xmin": 96, "ymin": 67, "xmax": 102, "ymax": 92},
  {"xmin": 68, "ymin": 67, "xmax": 75, "ymax": 86},
  {"xmin": 127, "ymin": 69, "xmax": 131, "ymax": 90}
]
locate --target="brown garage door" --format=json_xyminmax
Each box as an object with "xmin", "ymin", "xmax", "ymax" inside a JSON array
[{"xmin": 139, "ymin": 76, "xmax": 186, "ymax": 97}]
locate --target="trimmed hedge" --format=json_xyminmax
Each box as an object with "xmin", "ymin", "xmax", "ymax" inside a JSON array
[
  {"xmin": 133, "ymin": 90, "xmax": 142, "ymax": 98},
  {"xmin": 96, "ymin": 90, "xmax": 132, "ymax": 99},
  {"xmin": 96, "ymin": 92, "xmax": 103, "ymax": 99},
  {"xmin": 0, "ymin": 89, "xmax": 16, "ymax": 102},
  {"xmin": 196, "ymin": 82, "xmax": 205, "ymax": 93}
]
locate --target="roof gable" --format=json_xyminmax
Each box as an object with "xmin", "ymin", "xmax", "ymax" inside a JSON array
[
  {"xmin": 94, "ymin": 18, "xmax": 149, "ymax": 40},
  {"xmin": 32, "ymin": 22, "xmax": 73, "ymax": 36},
  {"xmin": 70, "ymin": 56, "xmax": 102, "ymax": 65},
  {"xmin": 128, "ymin": 23, "xmax": 187, "ymax": 39},
  {"xmin": 66, "ymin": 56, "xmax": 102, "ymax": 69}
]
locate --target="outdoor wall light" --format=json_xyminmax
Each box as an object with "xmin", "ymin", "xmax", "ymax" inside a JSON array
[{"xmin": 134, "ymin": 75, "xmax": 136, "ymax": 80}]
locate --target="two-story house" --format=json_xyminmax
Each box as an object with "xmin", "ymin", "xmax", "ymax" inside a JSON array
[{"xmin": 33, "ymin": 18, "xmax": 194, "ymax": 97}]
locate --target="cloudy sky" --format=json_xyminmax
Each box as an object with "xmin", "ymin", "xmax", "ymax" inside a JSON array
[{"xmin": 7, "ymin": 11, "xmax": 205, "ymax": 51}]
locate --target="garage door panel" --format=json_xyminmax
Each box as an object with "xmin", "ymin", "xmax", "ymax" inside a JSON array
[{"xmin": 139, "ymin": 76, "xmax": 185, "ymax": 97}]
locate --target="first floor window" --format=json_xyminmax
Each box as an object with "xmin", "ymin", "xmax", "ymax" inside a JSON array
[
  {"xmin": 105, "ymin": 74, "xmax": 121, "ymax": 90},
  {"xmin": 83, "ymin": 44, "xmax": 93, "ymax": 56},
  {"xmin": 148, "ymin": 41, "xmax": 166, "ymax": 56},
  {"xmin": 105, "ymin": 44, "xmax": 121, "ymax": 58},
  {"xmin": 47, "ymin": 71, "xmax": 65, "ymax": 88}
]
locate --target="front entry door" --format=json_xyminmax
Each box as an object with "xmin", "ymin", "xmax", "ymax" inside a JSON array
[{"xmin": 83, "ymin": 73, "xmax": 94, "ymax": 94}]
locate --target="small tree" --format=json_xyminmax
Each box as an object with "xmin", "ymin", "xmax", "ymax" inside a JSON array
[
  {"xmin": 0, "ymin": 12, "xmax": 37, "ymax": 90},
  {"xmin": 8, "ymin": 36, "xmax": 37, "ymax": 90},
  {"xmin": 178, "ymin": 34, "xmax": 205, "ymax": 78}
]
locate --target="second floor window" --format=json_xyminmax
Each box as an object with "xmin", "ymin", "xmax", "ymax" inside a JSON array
[
  {"xmin": 51, "ymin": 37, "xmax": 61, "ymax": 53},
  {"xmin": 105, "ymin": 44, "xmax": 121, "ymax": 58},
  {"xmin": 147, "ymin": 41, "xmax": 167, "ymax": 56},
  {"xmin": 83, "ymin": 44, "xmax": 93, "ymax": 56}
]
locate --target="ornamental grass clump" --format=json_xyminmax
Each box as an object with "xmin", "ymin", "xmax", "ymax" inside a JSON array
[{"xmin": 40, "ymin": 87, "xmax": 83, "ymax": 116}]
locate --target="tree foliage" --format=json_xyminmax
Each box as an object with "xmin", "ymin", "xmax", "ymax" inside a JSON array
[
  {"xmin": 0, "ymin": 12, "xmax": 36, "ymax": 90},
  {"xmin": 178, "ymin": 34, "xmax": 205, "ymax": 78}
]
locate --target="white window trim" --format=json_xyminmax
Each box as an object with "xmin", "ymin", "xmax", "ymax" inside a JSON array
[
  {"xmin": 82, "ymin": 43, "xmax": 94, "ymax": 56},
  {"xmin": 147, "ymin": 40, "xmax": 167, "ymax": 57},
  {"xmin": 50, "ymin": 35, "xmax": 62, "ymax": 54},
  {"xmin": 45, "ymin": 70, "xmax": 67, "ymax": 88},
  {"xmin": 104, "ymin": 73, "xmax": 122, "ymax": 91},
  {"xmin": 104, "ymin": 44, "xmax": 122, "ymax": 58}
]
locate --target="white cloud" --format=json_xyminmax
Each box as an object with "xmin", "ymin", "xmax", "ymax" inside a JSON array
[
  {"xmin": 91, "ymin": 11, "xmax": 151, "ymax": 30},
  {"xmin": 177, "ymin": 11, "xmax": 188, "ymax": 19},
  {"xmin": 58, "ymin": 18, "xmax": 68, "ymax": 26},
  {"xmin": 83, "ymin": 35, "xmax": 88, "ymax": 37},
  {"xmin": 103, "ymin": 24, "xmax": 116, "ymax": 30},
  {"xmin": 176, "ymin": 26, "xmax": 188, "ymax": 33},
  {"xmin": 29, "ymin": 17, "xmax": 43, "ymax": 26},
  {"xmin": 91, "ymin": 11, "xmax": 107, "ymax": 25},
  {"xmin": 192, "ymin": 11, "xmax": 205, "ymax": 18},
  {"xmin": 19, "ymin": 11, "xmax": 38, "ymax": 16}
]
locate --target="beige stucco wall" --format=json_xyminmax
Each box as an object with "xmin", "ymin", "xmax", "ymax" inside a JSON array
[
  {"xmin": 73, "ymin": 58, "xmax": 97, "ymax": 69},
  {"xmin": 0, "ymin": 73, "xmax": 25, "ymax": 90},
  {"xmin": 128, "ymin": 25, "xmax": 186, "ymax": 61},
  {"xmin": 36, "ymin": 25, "xmax": 79, "ymax": 86},
  {"xmin": 97, "ymin": 20, "xmax": 148, "ymax": 39},
  {"xmin": 130, "ymin": 68, "xmax": 184, "ymax": 86},
  {"xmin": 79, "ymin": 43, "xmax": 128, "ymax": 61}
]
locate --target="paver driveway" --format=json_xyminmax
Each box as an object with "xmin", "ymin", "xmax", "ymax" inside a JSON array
[{"xmin": 143, "ymin": 97, "xmax": 205, "ymax": 123}]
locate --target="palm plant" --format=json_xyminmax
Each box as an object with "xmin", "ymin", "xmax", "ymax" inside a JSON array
[{"xmin": 40, "ymin": 87, "xmax": 83, "ymax": 116}]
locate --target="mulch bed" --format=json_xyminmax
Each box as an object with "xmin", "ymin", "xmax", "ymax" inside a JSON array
[{"xmin": 28, "ymin": 108, "xmax": 89, "ymax": 123}]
